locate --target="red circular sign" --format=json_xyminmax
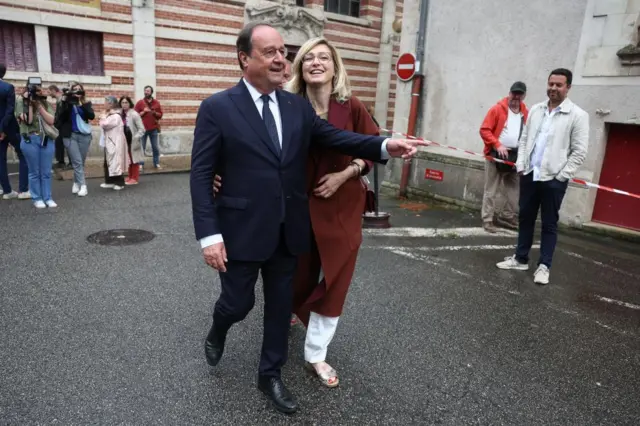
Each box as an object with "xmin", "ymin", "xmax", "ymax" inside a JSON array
[{"xmin": 396, "ymin": 53, "xmax": 416, "ymax": 81}]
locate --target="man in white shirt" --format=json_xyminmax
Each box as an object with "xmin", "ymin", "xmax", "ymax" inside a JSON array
[
  {"xmin": 479, "ymin": 81, "xmax": 529, "ymax": 232},
  {"xmin": 497, "ymin": 68, "xmax": 589, "ymax": 285}
]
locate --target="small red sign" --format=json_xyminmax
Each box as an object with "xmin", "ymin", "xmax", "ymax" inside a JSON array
[
  {"xmin": 424, "ymin": 169, "xmax": 444, "ymax": 181},
  {"xmin": 396, "ymin": 53, "xmax": 416, "ymax": 81}
]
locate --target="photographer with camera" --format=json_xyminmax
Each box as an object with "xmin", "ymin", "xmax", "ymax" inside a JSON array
[
  {"xmin": 15, "ymin": 79, "xmax": 57, "ymax": 208},
  {"xmin": 54, "ymin": 82, "xmax": 94, "ymax": 197}
]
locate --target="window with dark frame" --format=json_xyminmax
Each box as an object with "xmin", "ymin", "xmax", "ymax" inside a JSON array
[
  {"xmin": 0, "ymin": 20, "xmax": 39, "ymax": 72},
  {"xmin": 296, "ymin": 0, "xmax": 304, "ymax": 6},
  {"xmin": 324, "ymin": 0, "xmax": 360, "ymax": 18},
  {"xmin": 49, "ymin": 27, "xmax": 104, "ymax": 76}
]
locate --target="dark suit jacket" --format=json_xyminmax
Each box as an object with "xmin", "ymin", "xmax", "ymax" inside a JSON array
[
  {"xmin": 190, "ymin": 80, "xmax": 387, "ymax": 261},
  {"xmin": 0, "ymin": 80, "xmax": 19, "ymax": 141}
]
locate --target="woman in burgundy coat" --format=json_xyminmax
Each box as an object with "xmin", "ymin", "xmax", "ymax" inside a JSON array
[{"xmin": 287, "ymin": 37, "xmax": 379, "ymax": 388}]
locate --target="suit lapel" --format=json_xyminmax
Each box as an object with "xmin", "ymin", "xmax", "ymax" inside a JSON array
[
  {"xmin": 229, "ymin": 81, "xmax": 280, "ymax": 159},
  {"xmin": 277, "ymin": 90, "xmax": 294, "ymax": 163}
]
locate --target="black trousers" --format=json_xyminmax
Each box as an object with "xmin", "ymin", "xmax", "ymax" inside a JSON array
[
  {"xmin": 212, "ymin": 226, "xmax": 297, "ymax": 377},
  {"xmin": 103, "ymin": 151, "xmax": 125, "ymax": 186},
  {"xmin": 515, "ymin": 173, "xmax": 568, "ymax": 268},
  {"xmin": 55, "ymin": 135, "xmax": 67, "ymax": 164}
]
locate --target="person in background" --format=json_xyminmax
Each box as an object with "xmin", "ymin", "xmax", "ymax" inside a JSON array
[
  {"xmin": 497, "ymin": 68, "xmax": 589, "ymax": 285},
  {"xmin": 55, "ymin": 82, "xmax": 95, "ymax": 197},
  {"xmin": 48, "ymin": 84, "xmax": 69, "ymax": 170},
  {"xmin": 99, "ymin": 96, "xmax": 129, "ymax": 191},
  {"xmin": 0, "ymin": 64, "xmax": 30, "ymax": 200},
  {"xmin": 15, "ymin": 84, "xmax": 57, "ymax": 208},
  {"xmin": 119, "ymin": 96, "xmax": 144, "ymax": 185},
  {"xmin": 134, "ymin": 85, "xmax": 163, "ymax": 170},
  {"xmin": 279, "ymin": 60, "xmax": 291, "ymax": 89},
  {"xmin": 479, "ymin": 81, "xmax": 528, "ymax": 233}
]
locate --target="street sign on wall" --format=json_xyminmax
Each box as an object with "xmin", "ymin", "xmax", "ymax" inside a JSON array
[
  {"xmin": 396, "ymin": 53, "xmax": 416, "ymax": 81},
  {"xmin": 424, "ymin": 169, "xmax": 443, "ymax": 181}
]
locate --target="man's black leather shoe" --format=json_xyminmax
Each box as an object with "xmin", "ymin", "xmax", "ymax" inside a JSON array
[
  {"xmin": 204, "ymin": 324, "xmax": 226, "ymax": 367},
  {"xmin": 257, "ymin": 376, "xmax": 298, "ymax": 414}
]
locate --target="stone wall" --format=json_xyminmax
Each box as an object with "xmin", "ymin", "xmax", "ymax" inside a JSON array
[{"xmin": 387, "ymin": 0, "xmax": 640, "ymax": 229}]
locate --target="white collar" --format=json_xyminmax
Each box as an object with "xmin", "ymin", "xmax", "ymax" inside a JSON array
[{"xmin": 243, "ymin": 78, "xmax": 277, "ymax": 104}]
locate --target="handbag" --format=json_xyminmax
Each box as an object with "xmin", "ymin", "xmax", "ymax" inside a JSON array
[
  {"xmin": 361, "ymin": 176, "xmax": 377, "ymax": 213},
  {"xmin": 74, "ymin": 106, "xmax": 93, "ymax": 135},
  {"xmin": 38, "ymin": 114, "xmax": 59, "ymax": 140},
  {"xmin": 491, "ymin": 114, "xmax": 524, "ymax": 173}
]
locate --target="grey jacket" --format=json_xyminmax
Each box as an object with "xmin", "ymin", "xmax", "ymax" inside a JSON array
[{"xmin": 516, "ymin": 97, "xmax": 589, "ymax": 182}]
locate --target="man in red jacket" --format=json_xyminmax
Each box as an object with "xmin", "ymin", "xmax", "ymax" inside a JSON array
[
  {"xmin": 134, "ymin": 85, "xmax": 163, "ymax": 169},
  {"xmin": 479, "ymin": 81, "xmax": 528, "ymax": 233}
]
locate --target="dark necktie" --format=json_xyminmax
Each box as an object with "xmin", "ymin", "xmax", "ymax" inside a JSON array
[{"xmin": 260, "ymin": 94, "xmax": 281, "ymax": 156}]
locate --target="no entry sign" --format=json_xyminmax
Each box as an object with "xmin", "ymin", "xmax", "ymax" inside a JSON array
[{"xmin": 396, "ymin": 53, "xmax": 416, "ymax": 81}]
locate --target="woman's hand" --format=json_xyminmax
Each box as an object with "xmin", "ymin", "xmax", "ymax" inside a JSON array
[
  {"xmin": 213, "ymin": 174, "xmax": 222, "ymax": 194},
  {"xmin": 313, "ymin": 171, "xmax": 349, "ymax": 199}
]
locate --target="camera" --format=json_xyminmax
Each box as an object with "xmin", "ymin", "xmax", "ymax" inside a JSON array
[
  {"xmin": 26, "ymin": 77, "xmax": 47, "ymax": 102},
  {"xmin": 62, "ymin": 84, "xmax": 85, "ymax": 105}
]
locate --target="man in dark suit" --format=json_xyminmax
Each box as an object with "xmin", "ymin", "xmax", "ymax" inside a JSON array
[
  {"xmin": 190, "ymin": 23, "xmax": 424, "ymax": 414},
  {"xmin": 0, "ymin": 64, "xmax": 29, "ymax": 200}
]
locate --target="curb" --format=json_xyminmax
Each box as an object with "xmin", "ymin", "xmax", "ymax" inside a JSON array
[
  {"xmin": 380, "ymin": 181, "xmax": 640, "ymax": 244},
  {"xmin": 53, "ymin": 154, "xmax": 192, "ymax": 181}
]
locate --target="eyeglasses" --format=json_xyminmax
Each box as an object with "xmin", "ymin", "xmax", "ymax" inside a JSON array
[
  {"xmin": 302, "ymin": 54, "xmax": 333, "ymax": 64},
  {"xmin": 260, "ymin": 47, "xmax": 288, "ymax": 59}
]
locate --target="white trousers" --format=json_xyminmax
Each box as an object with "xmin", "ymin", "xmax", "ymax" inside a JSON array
[
  {"xmin": 304, "ymin": 312, "xmax": 340, "ymax": 363},
  {"xmin": 303, "ymin": 268, "xmax": 340, "ymax": 363}
]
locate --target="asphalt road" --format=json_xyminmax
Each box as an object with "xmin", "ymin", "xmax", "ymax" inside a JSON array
[{"xmin": 1, "ymin": 173, "xmax": 639, "ymax": 425}]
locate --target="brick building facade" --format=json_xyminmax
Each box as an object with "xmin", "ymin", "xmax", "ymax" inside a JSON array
[{"xmin": 0, "ymin": 0, "xmax": 404, "ymax": 158}]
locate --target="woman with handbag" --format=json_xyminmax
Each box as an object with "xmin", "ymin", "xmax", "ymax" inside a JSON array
[
  {"xmin": 99, "ymin": 96, "xmax": 129, "ymax": 191},
  {"xmin": 213, "ymin": 37, "xmax": 378, "ymax": 388},
  {"xmin": 54, "ymin": 82, "xmax": 95, "ymax": 197},
  {"xmin": 15, "ymin": 86, "xmax": 57, "ymax": 208},
  {"xmin": 119, "ymin": 96, "xmax": 144, "ymax": 185}
]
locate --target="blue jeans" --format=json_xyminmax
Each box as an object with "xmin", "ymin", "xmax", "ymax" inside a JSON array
[
  {"xmin": 515, "ymin": 173, "xmax": 568, "ymax": 268},
  {"xmin": 20, "ymin": 134, "xmax": 55, "ymax": 202},
  {"xmin": 0, "ymin": 136, "xmax": 29, "ymax": 193},
  {"xmin": 141, "ymin": 129, "xmax": 159, "ymax": 167}
]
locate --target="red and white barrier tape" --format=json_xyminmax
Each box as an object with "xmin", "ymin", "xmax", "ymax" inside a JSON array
[{"xmin": 380, "ymin": 128, "xmax": 640, "ymax": 201}]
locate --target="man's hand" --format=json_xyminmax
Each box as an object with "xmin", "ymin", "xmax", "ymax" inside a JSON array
[
  {"xmin": 203, "ymin": 242, "xmax": 228, "ymax": 272},
  {"xmin": 213, "ymin": 174, "xmax": 222, "ymax": 194},
  {"xmin": 313, "ymin": 172, "xmax": 348, "ymax": 199},
  {"xmin": 386, "ymin": 139, "xmax": 429, "ymax": 159},
  {"xmin": 0, "ymin": 132, "xmax": 5, "ymax": 141},
  {"xmin": 496, "ymin": 145, "xmax": 509, "ymax": 159}
]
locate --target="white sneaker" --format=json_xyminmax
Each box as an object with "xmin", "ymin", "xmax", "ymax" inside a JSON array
[
  {"xmin": 101, "ymin": 183, "xmax": 115, "ymax": 189},
  {"xmin": 18, "ymin": 191, "xmax": 31, "ymax": 200},
  {"xmin": 2, "ymin": 191, "xmax": 18, "ymax": 200},
  {"xmin": 113, "ymin": 185, "xmax": 124, "ymax": 191},
  {"xmin": 533, "ymin": 265, "xmax": 550, "ymax": 285},
  {"xmin": 72, "ymin": 183, "xmax": 80, "ymax": 194},
  {"xmin": 78, "ymin": 185, "xmax": 88, "ymax": 197},
  {"xmin": 45, "ymin": 200, "xmax": 58, "ymax": 208},
  {"xmin": 34, "ymin": 200, "xmax": 46, "ymax": 209},
  {"xmin": 496, "ymin": 255, "xmax": 529, "ymax": 271}
]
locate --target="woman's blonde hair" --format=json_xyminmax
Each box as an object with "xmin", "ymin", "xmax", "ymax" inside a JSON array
[{"xmin": 286, "ymin": 37, "xmax": 351, "ymax": 102}]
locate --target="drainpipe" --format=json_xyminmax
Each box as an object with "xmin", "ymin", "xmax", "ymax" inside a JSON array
[{"xmin": 398, "ymin": 0, "xmax": 429, "ymax": 198}]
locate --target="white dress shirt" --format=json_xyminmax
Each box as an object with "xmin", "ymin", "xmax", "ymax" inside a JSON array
[{"xmin": 199, "ymin": 79, "xmax": 390, "ymax": 249}]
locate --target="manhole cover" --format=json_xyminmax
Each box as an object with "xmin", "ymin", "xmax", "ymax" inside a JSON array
[{"xmin": 87, "ymin": 229, "xmax": 155, "ymax": 246}]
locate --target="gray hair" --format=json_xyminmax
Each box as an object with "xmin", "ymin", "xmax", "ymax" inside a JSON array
[{"xmin": 105, "ymin": 95, "xmax": 119, "ymax": 108}]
